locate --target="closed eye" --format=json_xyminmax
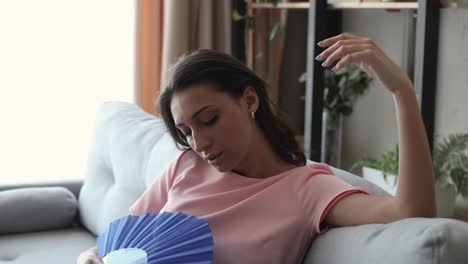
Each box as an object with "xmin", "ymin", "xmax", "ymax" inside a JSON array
[
  {"xmin": 204, "ymin": 116, "xmax": 218, "ymax": 126},
  {"xmin": 180, "ymin": 115, "xmax": 218, "ymax": 138}
]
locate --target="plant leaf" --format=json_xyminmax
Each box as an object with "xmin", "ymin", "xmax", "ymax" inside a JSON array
[
  {"xmin": 269, "ymin": 23, "xmax": 280, "ymax": 41},
  {"xmin": 245, "ymin": 16, "xmax": 255, "ymax": 32},
  {"xmin": 352, "ymin": 134, "xmax": 468, "ymax": 197},
  {"xmin": 232, "ymin": 9, "xmax": 244, "ymax": 21},
  {"xmin": 298, "ymin": 72, "xmax": 307, "ymax": 83}
]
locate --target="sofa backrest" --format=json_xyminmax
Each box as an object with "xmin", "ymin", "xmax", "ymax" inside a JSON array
[
  {"xmin": 79, "ymin": 102, "xmax": 388, "ymax": 236},
  {"xmin": 78, "ymin": 102, "xmax": 182, "ymax": 236}
]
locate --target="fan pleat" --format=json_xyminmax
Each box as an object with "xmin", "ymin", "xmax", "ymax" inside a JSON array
[{"xmin": 97, "ymin": 212, "xmax": 214, "ymax": 263}]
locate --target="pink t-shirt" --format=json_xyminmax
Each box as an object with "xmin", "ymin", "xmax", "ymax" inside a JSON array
[{"xmin": 129, "ymin": 150, "xmax": 369, "ymax": 263}]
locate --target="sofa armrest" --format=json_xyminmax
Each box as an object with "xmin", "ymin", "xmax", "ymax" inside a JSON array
[
  {"xmin": 0, "ymin": 179, "xmax": 83, "ymax": 201},
  {"xmin": 303, "ymin": 218, "xmax": 468, "ymax": 264},
  {"xmin": 0, "ymin": 186, "xmax": 79, "ymax": 234}
]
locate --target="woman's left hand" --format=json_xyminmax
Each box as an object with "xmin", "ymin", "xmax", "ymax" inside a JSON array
[{"xmin": 315, "ymin": 33, "xmax": 412, "ymax": 96}]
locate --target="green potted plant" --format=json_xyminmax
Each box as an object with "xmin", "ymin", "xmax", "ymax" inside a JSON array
[
  {"xmin": 351, "ymin": 133, "xmax": 468, "ymax": 217},
  {"xmin": 321, "ymin": 64, "xmax": 373, "ymax": 129},
  {"xmin": 299, "ymin": 64, "xmax": 372, "ymax": 167}
]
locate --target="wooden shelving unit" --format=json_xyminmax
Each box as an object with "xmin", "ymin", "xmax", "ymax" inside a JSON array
[
  {"xmin": 445, "ymin": 2, "xmax": 468, "ymax": 8},
  {"xmin": 247, "ymin": 0, "xmax": 451, "ymax": 161},
  {"xmin": 251, "ymin": 2, "xmax": 418, "ymax": 10},
  {"xmin": 328, "ymin": 2, "xmax": 418, "ymax": 9},
  {"xmin": 250, "ymin": 2, "xmax": 309, "ymax": 9},
  {"xmin": 304, "ymin": 0, "xmax": 441, "ymax": 161},
  {"xmin": 250, "ymin": 1, "xmax": 468, "ymax": 10}
]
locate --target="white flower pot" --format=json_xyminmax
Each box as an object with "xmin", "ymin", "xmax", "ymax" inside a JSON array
[{"xmin": 362, "ymin": 166, "xmax": 457, "ymax": 218}]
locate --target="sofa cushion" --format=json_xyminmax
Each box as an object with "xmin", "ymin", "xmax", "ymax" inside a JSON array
[
  {"xmin": 0, "ymin": 179, "xmax": 83, "ymax": 203},
  {"xmin": 0, "ymin": 187, "xmax": 78, "ymax": 234},
  {"xmin": 0, "ymin": 227, "xmax": 95, "ymax": 264}
]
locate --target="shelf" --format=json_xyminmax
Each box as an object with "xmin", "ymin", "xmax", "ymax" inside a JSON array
[
  {"xmin": 249, "ymin": 1, "xmax": 418, "ymax": 10},
  {"xmin": 445, "ymin": 3, "xmax": 468, "ymax": 9},
  {"xmin": 328, "ymin": 2, "xmax": 417, "ymax": 10},
  {"xmin": 250, "ymin": 2, "xmax": 468, "ymax": 10},
  {"xmin": 250, "ymin": 2, "xmax": 309, "ymax": 9}
]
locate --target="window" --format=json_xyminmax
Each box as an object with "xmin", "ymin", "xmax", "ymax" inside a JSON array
[{"xmin": 0, "ymin": 0, "xmax": 135, "ymax": 182}]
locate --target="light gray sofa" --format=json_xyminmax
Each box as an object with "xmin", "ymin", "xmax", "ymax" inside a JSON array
[{"xmin": 1, "ymin": 101, "xmax": 468, "ymax": 264}]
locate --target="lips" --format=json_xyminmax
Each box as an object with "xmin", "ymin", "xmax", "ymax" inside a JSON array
[{"xmin": 206, "ymin": 152, "xmax": 223, "ymax": 164}]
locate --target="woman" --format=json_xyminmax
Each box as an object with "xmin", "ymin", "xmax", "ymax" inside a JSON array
[{"xmin": 78, "ymin": 34, "xmax": 436, "ymax": 264}]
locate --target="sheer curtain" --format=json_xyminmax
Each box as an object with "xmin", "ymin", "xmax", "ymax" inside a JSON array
[
  {"xmin": 136, "ymin": 0, "xmax": 232, "ymax": 117},
  {"xmin": 0, "ymin": 0, "xmax": 135, "ymax": 182}
]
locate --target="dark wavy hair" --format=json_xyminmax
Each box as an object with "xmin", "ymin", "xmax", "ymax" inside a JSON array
[{"xmin": 157, "ymin": 49, "xmax": 306, "ymax": 166}]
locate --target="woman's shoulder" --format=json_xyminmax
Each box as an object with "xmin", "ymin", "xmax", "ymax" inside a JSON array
[
  {"xmin": 287, "ymin": 162, "xmax": 335, "ymax": 180},
  {"xmin": 291, "ymin": 161, "xmax": 333, "ymax": 171},
  {"xmin": 171, "ymin": 149, "xmax": 207, "ymax": 172},
  {"xmin": 306, "ymin": 162, "xmax": 334, "ymax": 175},
  {"xmin": 177, "ymin": 149, "xmax": 202, "ymax": 163}
]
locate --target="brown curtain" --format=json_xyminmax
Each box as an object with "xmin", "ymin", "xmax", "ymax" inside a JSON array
[
  {"xmin": 135, "ymin": 0, "xmax": 164, "ymax": 117},
  {"xmin": 136, "ymin": 0, "xmax": 231, "ymax": 117},
  {"xmin": 252, "ymin": 9, "xmax": 283, "ymax": 106}
]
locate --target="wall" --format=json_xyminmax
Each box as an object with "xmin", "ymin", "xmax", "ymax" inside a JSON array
[
  {"xmin": 435, "ymin": 9, "xmax": 468, "ymax": 138},
  {"xmin": 340, "ymin": 9, "xmax": 411, "ymax": 171}
]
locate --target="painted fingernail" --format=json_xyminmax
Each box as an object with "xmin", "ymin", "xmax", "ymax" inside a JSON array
[
  {"xmin": 332, "ymin": 66, "xmax": 337, "ymax": 71},
  {"xmin": 315, "ymin": 54, "xmax": 322, "ymax": 60},
  {"xmin": 321, "ymin": 61, "xmax": 327, "ymax": 67},
  {"xmin": 317, "ymin": 41, "xmax": 324, "ymax": 46}
]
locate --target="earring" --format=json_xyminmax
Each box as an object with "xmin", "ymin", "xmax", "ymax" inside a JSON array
[{"xmin": 250, "ymin": 112, "xmax": 255, "ymax": 120}]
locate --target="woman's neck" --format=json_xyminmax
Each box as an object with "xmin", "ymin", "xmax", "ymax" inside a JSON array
[{"xmin": 232, "ymin": 127, "xmax": 299, "ymax": 179}]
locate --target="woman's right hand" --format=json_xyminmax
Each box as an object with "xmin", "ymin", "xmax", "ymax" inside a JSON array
[
  {"xmin": 316, "ymin": 33, "xmax": 413, "ymax": 95},
  {"xmin": 76, "ymin": 246, "xmax": 103, "ymax": 264}
]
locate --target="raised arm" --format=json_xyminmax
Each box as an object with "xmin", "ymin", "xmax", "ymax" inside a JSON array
[{"xmin": 315, "ymin": 33, "xmax": 436, "ymax": 227}]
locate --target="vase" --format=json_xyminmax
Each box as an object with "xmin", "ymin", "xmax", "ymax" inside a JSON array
[
  {"xmin": 362, "ymin": 166, "xmax": 457, "ymax": 218},
  {"xmin": 455, "ymin": 195, "xmax": 468, "ymax": 219},
  {"xmin": 320, "ymin": 110, "xmax": 343, "ymax": 168}
]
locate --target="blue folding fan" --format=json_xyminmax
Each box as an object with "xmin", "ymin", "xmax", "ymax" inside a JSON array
[{"xmin": 97, "ymin": 212, "xmax": 214, "ymax": 264}]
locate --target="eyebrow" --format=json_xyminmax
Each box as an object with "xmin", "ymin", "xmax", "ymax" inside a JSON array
[{"xmin": 175, "ymin": 105, "xmax": 215, "ymax": 127}]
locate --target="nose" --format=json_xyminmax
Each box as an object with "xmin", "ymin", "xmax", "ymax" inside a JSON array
[{"xmin": 191, "ymin": 130, "xmax": 211, "ymax": 153}]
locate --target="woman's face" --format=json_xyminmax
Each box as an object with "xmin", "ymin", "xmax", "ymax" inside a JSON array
[{"xmin": 170, "ymin": 84, "xmax": 257, "ymax": 172}]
